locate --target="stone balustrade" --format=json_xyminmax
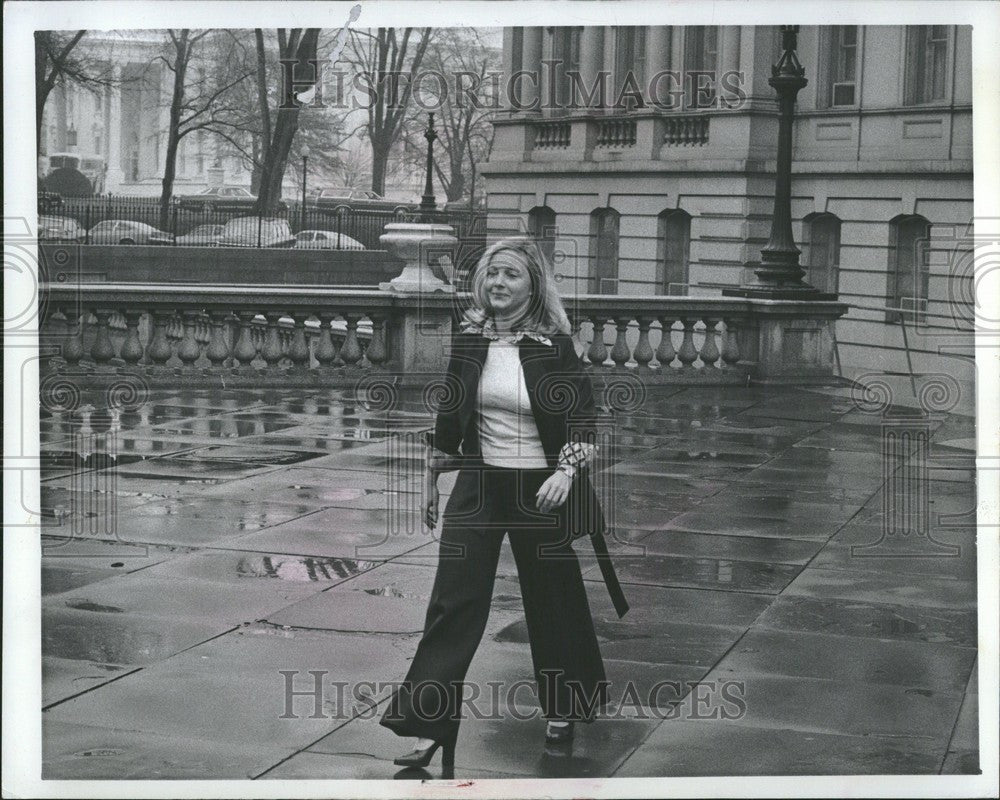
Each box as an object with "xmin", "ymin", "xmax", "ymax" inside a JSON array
[
  {"xmin": 533, "ymin": 120, "xmax": 572, "ymax": 149},
  {"xmin": 39, "ymin": 283, "xmax": 848, "ymax": 388},
  {"xmin": 595, "ymin": 118, "xmax": 638, "ymax": 149},
  {"xmin": 662, "ymin": 115, "xmax": 709, "ymax": 146}
]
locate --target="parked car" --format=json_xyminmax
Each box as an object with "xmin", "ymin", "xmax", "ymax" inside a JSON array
[
  {"xmin": 38, "ymin": 214, "xmax": 85, "ymax": 242},
  {"xmin": 312, "ymin": 187, "xmax": 414, "ymax": 214},
  {"xmin": 87, "ymin": 220, "xmax": 171, "ymax": 245},
  {"xmin": 38, "ymin": 191, "xmax": 64, "ymax": 213},
  {"xmin": 177, "ymin": 186, "xmax": 289, "ymax": 213},
  {"xmin": 151, "ymin": 223, "xmax": 225, "ymax": 246},
  {"xmin": 218, "ymin": 217, "xmax": 295, "ymax": 248},
  {"xmin": 294, "ymin": 230, "xmax": 367, "ymax": 250},
  {"xmin": 177, "ymin": 186, "xmax": 254, "ymax": 212}
]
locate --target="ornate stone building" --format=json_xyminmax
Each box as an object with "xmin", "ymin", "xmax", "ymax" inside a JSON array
[{"xmin": 483, "ymin": 25, "xmax": 974, "ymax": 411}]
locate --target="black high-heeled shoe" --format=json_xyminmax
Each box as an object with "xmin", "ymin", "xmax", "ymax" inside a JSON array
[
  {"xmin": 393, "ymin": 729, "xmax": 457, "ymax": 768},
  {"xmin": 545, "ymin": 721, "xmax": 575, "ymax": 743}
]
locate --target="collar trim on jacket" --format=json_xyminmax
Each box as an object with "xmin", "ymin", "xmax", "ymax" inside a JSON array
[{"xmin": 458, "ymin": 315, "xmax": 554, "ymax": 347}]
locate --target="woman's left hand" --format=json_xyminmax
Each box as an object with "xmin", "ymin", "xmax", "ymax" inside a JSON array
[{"xmin": 536, "ymin": 470, "xmax": 572, "ymax": 514}]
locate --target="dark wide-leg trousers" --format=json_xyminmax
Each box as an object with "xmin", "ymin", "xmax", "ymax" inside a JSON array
[{"xmin": 380, "ymin": 460, "xmax": 609, "ymax": 740}]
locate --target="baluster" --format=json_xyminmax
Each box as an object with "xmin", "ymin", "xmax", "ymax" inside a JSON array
[
  {"xmin": 633, "ymin": 316, "xmax": 654, "ymax": 369},
  {"xmin": 90, "ymin": 310, "xmax": 115, "ymax": 366},
  {"xmin": 262, "ymin": 312, "xmax": 285, "ymax": 368},
  {"xmin": 195, "ymin": 315, "xmax": 211, "ymax": 349},
  {"xmin": 288, "ymin": 314, "xmax": 310, "ymax": 369},
  {"xmin": 677, "ymin": 318, "xmax": 699, "ymax": 368},
  {"xmin": 340, "ymin": 314, "xmax": 363, "ymax": 366},
  {"xmin": 206, "ymin": 311, "xmax": 232, "ymax": 367},
  {"xmin": 178, "ymin": 310, "xmax": 203, "ymax": 368},
  {"xmin": 61, "ymin": 307, "xmax": 85, "ymax": 367},
  {"xmin": 700, "ymin": 317, "xmax": 720, "ymax": 368},
  {"xmin": 120, "ymin": 311, "xmax": 144, "ymax": 365},
  {"xmin": 314, "ymin": 312, "xmax": 338, "ymax": 367},
  {"xmin": 233, "ymin": 311, "xmax": 259, "ymax": 367},
  {"xmin": 366, "ymin": 313, "xmax": 388, "ymax": 366},
  {"xmin": 587, "ymin": 315, "xmax": 609, "ymax": 367},
  {"xmin": 721, "ymin": 317, "xmax": 741, "ymax": 367},
  {"xmin": 148, "ymin": 310, "xmax": 174, "ymax": 367},
  {"xmin": 610, "ymin": 316, "xmax": 631, "ymax": 367},
  {"xmin": 655, "ymin": 316, "xmax": 676, "ymax": 369}
]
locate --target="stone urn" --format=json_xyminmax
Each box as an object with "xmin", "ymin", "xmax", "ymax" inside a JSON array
[{"xmin": 379, "ymin": 222, "xmax": 457, "ymax": 293}]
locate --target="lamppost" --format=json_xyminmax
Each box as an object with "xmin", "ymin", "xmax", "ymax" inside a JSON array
[
  {"xmin": 300, "ymin": 142, "xmax": 310, "ymax": 233},
  {"xmin": 419, "ymin": 112, "xmax": 438, "ymax": 222},
  {"xmin": 726, "ymin": 25, "xmax": 828, "ymax": 300}
]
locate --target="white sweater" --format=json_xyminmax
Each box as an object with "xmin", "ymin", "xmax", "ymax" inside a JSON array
[{"xmin": 477, "ymin": 339, "xmax": 550, "ymax": 468}]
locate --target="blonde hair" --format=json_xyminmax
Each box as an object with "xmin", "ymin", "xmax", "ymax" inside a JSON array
[{"xmin": 463, "ymin": 237, "xmax": 571, "ymax": 336}]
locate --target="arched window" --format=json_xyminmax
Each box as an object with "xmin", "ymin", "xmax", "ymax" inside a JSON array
[
  {"xmin": 657, "ymin": 209, "xmax": 691, "ymax": 295},
  {"xmin": 527, "ymin": 206, "xmax": 557, "ymax": 265},
  {"xmin": 589, "ymin": 208, "xmax": 620, "ymax": 294},
  {"xmin": 888, "ymin": 215, "xmax": 931, "ymax": 323},
  {"xmin": 804, "ymin": 213, "xmax": 841, "ymax": 294}
]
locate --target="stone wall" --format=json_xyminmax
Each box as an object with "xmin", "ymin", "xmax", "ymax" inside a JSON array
[{"xmin": 39, "ymin": 244, "xmax": 405, "ymax": 286}]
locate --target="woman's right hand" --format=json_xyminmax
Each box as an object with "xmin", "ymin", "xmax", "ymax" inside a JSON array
[{"xmin": 423, "ymin": 481, "xmax": 440, "ymax": 530}]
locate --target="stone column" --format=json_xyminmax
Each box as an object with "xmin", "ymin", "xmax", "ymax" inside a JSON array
[
  {"xmin": 501, "ymin": 27, "xmax": 519, "ymax": 115},
  {"xmin": 719, "ymin": 26, "xmax": 742, "ymax": 107},
  {"xmin": 577, "ymin": 26, "xmax": 606, "ymax": 112},
  {"xmin": 645, "ymin": 26, "xmax": 672, "ymax": 92},
  {"xmin": 520, "ymin": 26, "xmax": 544, "ymax": 114},
  {"xmin": 105, "ymin": 65, "xmax": 124, "ymax": 191}
]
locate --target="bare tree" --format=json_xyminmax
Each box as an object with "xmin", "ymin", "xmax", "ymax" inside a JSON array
[
  {"xmin": 35, "ymin": 30, "xmax": 123, "ymax": 156},
  {"xmin": 346, "ymin": 27, "xmax": 433, "ymax": 195},
  {"xmin": 403, "ymin": 28, "xmax": 499, "ymax": 205},
  {"xmin": 253, "ymin": 28, "xmax": 322, "ymax": 215},
  {"xmin": 155, "ymin": 29, "xmax": 252, "ymax": 227}
]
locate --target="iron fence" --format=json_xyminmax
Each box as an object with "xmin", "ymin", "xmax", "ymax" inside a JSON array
[{"xmin": 38, "ymin": 194, "xmax": 485, "ymax": 253}]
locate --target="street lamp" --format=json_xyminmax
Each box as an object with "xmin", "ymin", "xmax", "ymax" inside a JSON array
[
  {"xmin": 420, "ymin": 112, "xmax": 438, "ymax": 222},
  {"xmin": 726, "ymin": 25, "xmax": 828, "ymax": 300},
  {"xmin": 300, "ymin": 142, "xmax": 310, "ymax": 233}
]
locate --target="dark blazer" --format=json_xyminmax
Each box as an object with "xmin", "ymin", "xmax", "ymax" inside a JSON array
[{"xmin": 426, "ymin": 328, "xmax": 630, "ymax": 617}]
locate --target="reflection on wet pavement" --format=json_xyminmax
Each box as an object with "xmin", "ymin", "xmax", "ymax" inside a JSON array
[{"xmin": 37, "ymin": 385, "xmax": 978, "ymax": 779}]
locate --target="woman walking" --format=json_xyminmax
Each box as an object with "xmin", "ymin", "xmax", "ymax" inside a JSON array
[{"xmin": 379, "ymin": 237, "xmax": 629, "ymax": 771}]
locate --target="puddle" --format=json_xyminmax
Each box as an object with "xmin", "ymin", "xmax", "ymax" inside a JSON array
[
  {"xmin": 234, "ymin": 554, "xmax": 378, "ymax": 582},
  {"xmin": 64, "ymin": 600, "xmax": 125, "ymax": 613},
  {"xmin": 363, "ymin": 586, "xmax": 414, "ymax": 599}
]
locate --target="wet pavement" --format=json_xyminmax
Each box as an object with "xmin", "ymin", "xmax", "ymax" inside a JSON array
[{"xmin": 36, "ymin": 384, "xmax": 980, "ymax": 779}]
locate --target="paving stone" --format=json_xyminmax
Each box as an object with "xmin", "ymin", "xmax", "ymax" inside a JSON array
[
  {"xmin": 632, "ymin": 529, "xmax": 822, "ymax": 565},
  {"xmin": 229, "ymin": 507, "xmax": 435, "ymax": 560},
  {"xmin": 715, "ymin": 672, "xmax": 961, "ymax": 740},
  {"xmin": 46, "ymin": 567, "xmax": 321, "ymax": 623},
  {"xmin": 42, "ymin": 658, "xmax": 137, "ymax": 706},
  {"xmin": 783, "ymin": 567, "xmax": 976, "ymax": 610},
  {"xmin": 754, "ymin": 595, "xmax": 977, "ymax": 648},
  {"xmin": 142, "ymin": 549, "xmax": 381, "ymax": 587},
  {"xmin": 44, "ymin": 627, "xmax": 412, "ymax": 748},
  {"xmin": 42, "ymin": 720, "xmax": 291, "ymax": 779},
  {"xmin": 495, "ymin": 615, "xmax": 744, "ymax": 669},
  {"xmin": 468, "ymin": 640, "xmax": 709, "ymax": 718},
  {"xmin": 308, "ymin": 705, "xmax": 660, "ymax": 778},
  {"xmin": 809, "ymin": 539, "xmax": 977, "ymax": 581},
  {"xmin": 42, "ymin": 606, "xmax": 225, "ymax": 665},
  {"xmin": 260, "ymin": 750, "xmax": 523, "ymax": 780},
  {"xmin": 940, "ymin": 748, "xmax": 981, "ymax": 775},
  {"xmin": 617, "ymin": 721, "xmax": 944, "ymax": 776},
  {"xmin": 582, "ymin": 553, "xmax": 800, "ymax": 594},
  {"xmin": 713, "ymin": 628, "xmax": 977, "ymax": 692},
  {"xmin": 662, "ymin": 509, "xmax": 845, "ymax": 541}
]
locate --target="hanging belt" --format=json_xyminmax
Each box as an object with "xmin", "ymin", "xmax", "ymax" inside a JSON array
[{"xmin": 589, "ymin": 529, "xmax": 630, "ymax": 618}]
